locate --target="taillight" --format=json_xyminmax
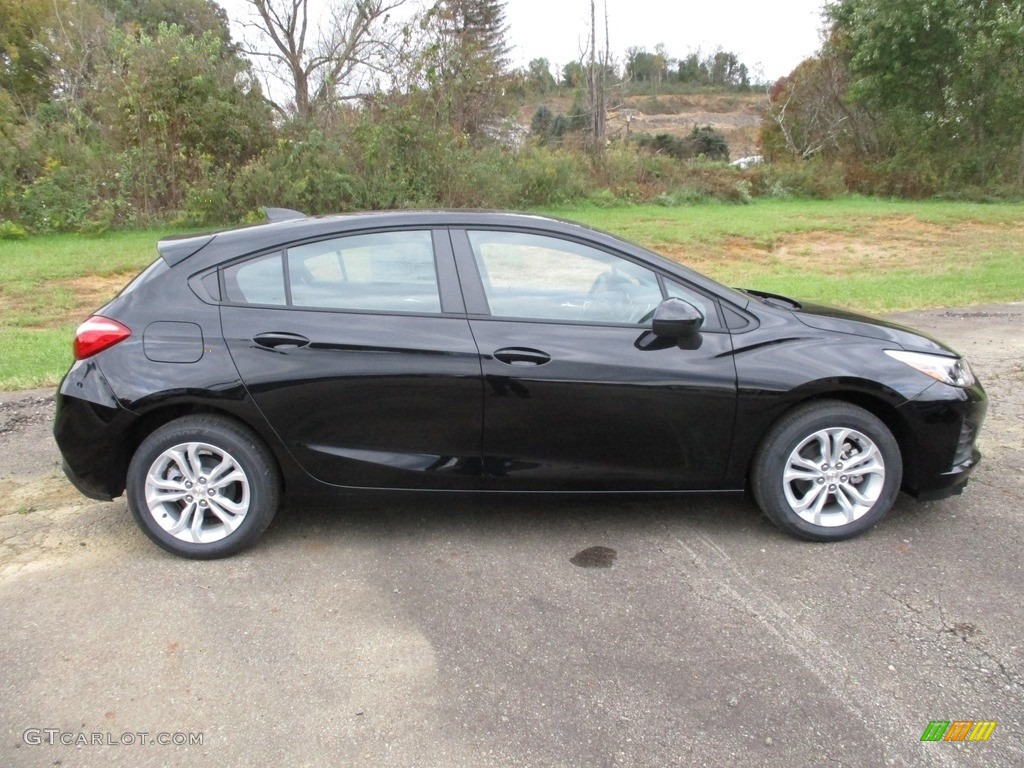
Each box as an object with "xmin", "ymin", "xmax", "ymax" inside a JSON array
[{"xmin": 73, "ymin": 316, "xmax": 132, "ymax": 360}]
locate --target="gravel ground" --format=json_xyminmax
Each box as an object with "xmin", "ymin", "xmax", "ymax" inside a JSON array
[{"xmin": 0, "ymin": 390, "xmax": 59, "ymax": 480}]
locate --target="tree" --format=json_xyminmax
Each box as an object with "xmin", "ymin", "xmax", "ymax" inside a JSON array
[
  {"xmin": 677, "ymin": 52, "xmax": 701, "ymax": 83},
  {"xmin": 0, "ymin": 0, "xmax": 57, "ymax": 114},
  {"xmin": 761, "ymin": 54, "xmax": 868, "ymax": 161},
  {"xmin": 47, "ymin": 0, "xmax": 116, "ymax": 104},
  {"xmin": 0, "ymin": 0, "xmax": 113, "ymax": 129},
  {"xmin": 97, "ymin": 0, "xmax": 232, "ymax": 44},
  {"xmin": 584, "ymin": 0, "xmax": 613, "ymax": 145},
  {"xmin": 90, "ymin": 23, "xmax": 272, "ymax": 214},
  {"xmin": 562, "ymin": 60, "xmax": 584, "ymax": 88},
  {"xmin": 708, "ymin": 50, "xmax": 742, "ymax": 87},
  {"xmin": 239, "ymin": 0, "xmax": 408, "ymax": 118},
  {"xmin": 421, "ymin": 0, "xmax": 511, "ymax": 136},
  {"xmin": 829, "ymin": 0, "xmax": 1024, "ymax": 184},
  {"xmin": 634, "ymin": 126, "xmax": 729, "ymax": 161},
  {"xmin": 526, "ymin": 57, "xmax": 556, "ymax": 93},
  {"xmin": 625, "ymin": 48, "xmax": 656, "ymax": 82}
]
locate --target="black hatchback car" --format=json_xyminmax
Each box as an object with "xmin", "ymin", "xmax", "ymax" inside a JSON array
[{"xmin": 54, "ymin": 211, "xmax": 986, "ymax": 558}]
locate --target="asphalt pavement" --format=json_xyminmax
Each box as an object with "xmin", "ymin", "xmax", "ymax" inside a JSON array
[{"xmin": 1, "ymin": 304, "xmax": 1022, "ymax": 767}]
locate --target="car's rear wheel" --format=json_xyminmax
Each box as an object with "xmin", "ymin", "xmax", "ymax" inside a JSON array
[
  {"xmin": 127, "ymin": 416, "xmax": 280, "ymax": 559},
  {"xmin": 751, "ymin": 400, "xmax": 902, "ymax": 541}
]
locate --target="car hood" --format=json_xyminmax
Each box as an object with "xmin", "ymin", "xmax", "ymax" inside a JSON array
[{"xmin": 793, "ymin": 301, "xmax": 957, "ymax": 355}]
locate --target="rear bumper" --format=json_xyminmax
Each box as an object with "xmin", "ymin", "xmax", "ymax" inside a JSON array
[
  {"xmin": 53, "ymin": 361, "xmax": 134, "ymax": 501},
  {"xmin": 61, "ymin": 458, "xmax": 115, "ymax": 501}
]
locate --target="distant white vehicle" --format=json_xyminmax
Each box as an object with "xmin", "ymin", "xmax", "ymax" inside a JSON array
[{"xmin": 730, "ymin": 155, "xmax": 763, "ymax": 170}]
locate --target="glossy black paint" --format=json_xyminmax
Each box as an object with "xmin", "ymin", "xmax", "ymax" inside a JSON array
[
  {"xmin": 54, "ymin": 211, "xmax": 986, "ymax": 510},
  {"xmin": 652, "ymin": 298, "xmax": 705, "ymax": 338},
  {"xmin": 221, "ymin": 306, "xmax": 483, "ymax": 489},
  {"xmin": 469, "ymin": 318, "xmax": 737, "ymax": 490}
]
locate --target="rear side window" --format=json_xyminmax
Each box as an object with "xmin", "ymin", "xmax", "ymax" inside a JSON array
[
  {"xmin": 220, "ymin": 231, "xmax": 440, "ymax": 314},
  {"xmin": 288, "ymin": 231, "xmax": 439, "ymax": 313},
  {"xmin": 224, "ymin": 252, "xmax": 286, "ymax": 306}
]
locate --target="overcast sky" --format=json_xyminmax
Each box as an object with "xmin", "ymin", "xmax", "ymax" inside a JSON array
[
  {"xmin": 221, "ymin": 0, "xmax": 827, "ymax": 84},
  {"xmin": 501, "ymin": 0, "xmax": 827, "ymax": 82}
]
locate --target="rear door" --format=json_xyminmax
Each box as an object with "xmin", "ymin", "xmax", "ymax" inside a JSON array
[
  {"xmin": 452, "ymin": 228, "xmax": 738, "ymax": 491},
  {"xmin": 220, "ymin": 228, "xmax": 483, "ymax": 489}
]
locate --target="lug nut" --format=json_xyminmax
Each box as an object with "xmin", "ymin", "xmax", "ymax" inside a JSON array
[
  {"xmin": 185, "ymin": 481, "xmax": 193, "ymax": 489},
  {"xmin": 186, "ymin": 495, "xmax": 193, "ymax": 502}
]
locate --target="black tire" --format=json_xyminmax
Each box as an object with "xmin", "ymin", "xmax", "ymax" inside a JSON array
[
  {"xmin": 126, "ymin": 415, "xmax": 280, "ymax": 559},
  {"xmin": 751, "ymin": 400, "xmax": 902, "ymax": 542}
]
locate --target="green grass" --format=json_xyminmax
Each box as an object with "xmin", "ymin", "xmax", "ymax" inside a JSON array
[
  {"xmin": 545, "ymin": 197, "xmax": 1024, "ymax": 249},
  {"xmin": 2, "ymin": 199, "xmax": 1023, "ymax": 390},
  {"xmin": 544, "ymin": 198, "xmax": 1024, "ymax": 313},
  {"xmin": 0, "ymin": 327, "xmax": 77, "ymax": 391},
  {"xmin": 0, "ymin": 228, "xmax": 187, "ymax": 390}
]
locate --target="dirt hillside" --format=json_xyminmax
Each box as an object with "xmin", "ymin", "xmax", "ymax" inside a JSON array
[{"xmin": 522, "ymin": 91, "xmax": 765, "ymax": 158}]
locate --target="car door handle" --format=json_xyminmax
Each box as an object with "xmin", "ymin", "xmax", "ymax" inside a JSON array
[
  {"xmin": 253, "ymin": 332, "xmax": 311, "ymax": 350},
  {"xmin": 493, "ymin": 347, "xmax": 552, "ymax": 366}
]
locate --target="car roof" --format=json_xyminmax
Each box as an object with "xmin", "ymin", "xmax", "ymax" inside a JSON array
[
  {"xmin": 155, "ymin": 209, "xmax": 750, "ymax": 307},
  {"xmin": 159, "ymin": 211, "xmax": 613, "ymax": 267},
  {"xmin": 157, "ymin": 211, "xmax": 600, "ymax": 267}
]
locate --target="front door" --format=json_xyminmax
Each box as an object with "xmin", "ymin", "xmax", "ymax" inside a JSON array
[{"xmin": 453, "ymin": 228, "xmax": 737, "ymax": 491}]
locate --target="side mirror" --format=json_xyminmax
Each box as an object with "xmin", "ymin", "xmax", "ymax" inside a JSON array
[{"xmin": 652, "ymin": 298, "xmax": 704, "ymax": 338}]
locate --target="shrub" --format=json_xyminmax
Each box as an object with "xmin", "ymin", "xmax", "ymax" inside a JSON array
[
  {"xmin": 0, "ymin": 221, "xmax": 27, "ymax": 239},
  {"xmin": 745, "ymin": 160, "xmax": 848, "ymax": 199},
  {"xmin": 14, "ymin": 160, "xmax": 102, "ymax": 233},
  {"xmin": 634, "ymin": 126, "xmax": 730, "ymax": 162},
  {"xmin": 530, "ymin": 106, "xmax": 555, "ymax": 136},
  {"xmin": 511, "ymin": 147, "xmax": 589, "ymax": 206}
]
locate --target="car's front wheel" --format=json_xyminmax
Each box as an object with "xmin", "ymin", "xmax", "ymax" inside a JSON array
[
  {"xmin": 126, "ymin": 415, "xmax": 280, "ymax": 559},
  {"xmin": 751, "ymin": 400, "xmax": 902, "ymax": 541}
]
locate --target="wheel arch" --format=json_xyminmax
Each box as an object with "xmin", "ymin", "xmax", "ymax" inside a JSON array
[
  {"xmin": 745, "ymin": 389, "xmax": 918, "ymax": 493},
  {"xmin": 119, "ymin": 402, "xmax": 291, "ymax": 497}
]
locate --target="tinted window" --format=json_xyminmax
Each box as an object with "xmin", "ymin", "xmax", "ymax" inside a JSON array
[
  {"xmin": 288, "ymin": 231, "xmax": 440, "ymax": 313},
  {"xmin": 467, "ymin": 231, "xmax": 662, "ymax": 324},
  {"xmin": 224, "ymin": 252, "xmax": 285, "ymax": 306}
]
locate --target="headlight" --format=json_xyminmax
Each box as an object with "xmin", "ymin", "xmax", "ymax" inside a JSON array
[{"xmin": 885, "ymin": 350, "xmax": 976, "ymax": 388}]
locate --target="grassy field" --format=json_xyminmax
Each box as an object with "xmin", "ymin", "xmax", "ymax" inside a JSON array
[
  {"xmin": 2, "ymin": 198, "xmax": 1022, "ymax": 390},
  {"xmin": 0, "ymin": 229, "xmax": 186, "ymax": 390},
  {"xmin": 548, "ymin": 198, "xmax": 1024, "ymax": 312}
]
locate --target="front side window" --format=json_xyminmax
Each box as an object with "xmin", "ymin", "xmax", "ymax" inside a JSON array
[
  {"xmin": 467, "ymin": 231, "xmax": 662, "ymax": 324},
  {"xmin": 664, "ymin": 279, "xmax": 717, "ymax": 326}
]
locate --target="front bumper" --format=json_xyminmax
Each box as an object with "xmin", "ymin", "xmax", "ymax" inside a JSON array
[{"xmin": 898, "ymin": 379, "xmax": 987, "ymax": 500}]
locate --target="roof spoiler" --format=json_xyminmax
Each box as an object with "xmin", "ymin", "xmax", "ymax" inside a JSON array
[
  {"xmin": 264, "ymin": 207, "xmax": 308, "ymax": 222},
  {"xmin": 156, "ymin": 208, "xmax": 307, "ymax": 266},
  {"xmin": 157, "ymin": 234, "xmax": 215, "ymax": 266}
]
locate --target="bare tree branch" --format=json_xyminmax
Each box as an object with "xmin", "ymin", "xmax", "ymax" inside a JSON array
[{"xmin": 239, "ymin": 0, "xmax": 407, "ymax": 118}]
